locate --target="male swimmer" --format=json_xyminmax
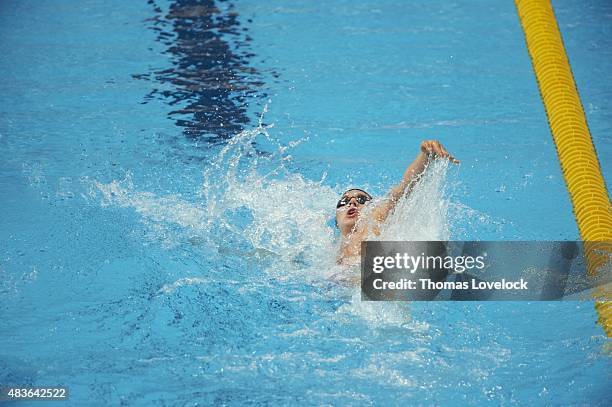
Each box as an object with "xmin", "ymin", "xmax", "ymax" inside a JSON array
[{"xmin": 335, "ymin": 140, "xmax": 458, "ymax": 264}]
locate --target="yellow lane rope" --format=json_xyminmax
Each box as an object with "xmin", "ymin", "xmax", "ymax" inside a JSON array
[{"xmin": 514, "ymin": 0, "xmax": 611, "ymax": 336}]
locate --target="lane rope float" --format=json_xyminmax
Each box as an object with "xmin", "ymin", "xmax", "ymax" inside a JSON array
[{"xmin": 514, "ymin": 0, "xmax": 611, "ymax": 336}]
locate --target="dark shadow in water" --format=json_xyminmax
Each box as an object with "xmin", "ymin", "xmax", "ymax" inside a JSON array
[{"xmin": 135, "ymin": 0, "xmax": 265, "ymax": 142}]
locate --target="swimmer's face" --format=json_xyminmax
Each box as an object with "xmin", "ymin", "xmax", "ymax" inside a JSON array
[{"xmin": 335, "ymin": 189, "xmax": 372, "ymax": 235}]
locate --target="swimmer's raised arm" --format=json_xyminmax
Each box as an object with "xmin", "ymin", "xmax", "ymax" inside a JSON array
[
  {"xmin": 334, "ymin": 140, "xmax": 458, "ymax": 263},
  {"xmin": 371, "ymin": 140, "xmax": 459, "ymax": 224}
]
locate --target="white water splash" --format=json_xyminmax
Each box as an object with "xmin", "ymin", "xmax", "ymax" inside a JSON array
[
  {"xmin": 89, "ymin": 109, "xmax": 476, "ymax": 325},
  {"xmin": 378, "ymin": 160, "xmax": 451, "ymax": 241}
]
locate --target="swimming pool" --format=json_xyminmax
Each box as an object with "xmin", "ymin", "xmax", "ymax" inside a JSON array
[{"xmin": 1, "ymin": 0, "xmax": 610, "ymax": 405}]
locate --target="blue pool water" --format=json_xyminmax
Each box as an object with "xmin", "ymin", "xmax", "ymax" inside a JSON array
[{"xmin": 1, "ymin": 0, "xmax": 610, "ymax": 405}]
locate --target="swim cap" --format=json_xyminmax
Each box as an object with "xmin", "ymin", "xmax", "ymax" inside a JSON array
[{"xmin": 341, "ymin": 188, "xmax": 372, "ymax": 199}]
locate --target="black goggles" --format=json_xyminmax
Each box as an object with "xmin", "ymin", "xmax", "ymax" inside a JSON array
[{"xmin": 336, "ymin": 194, "xmax": 372, "ymax": 208}]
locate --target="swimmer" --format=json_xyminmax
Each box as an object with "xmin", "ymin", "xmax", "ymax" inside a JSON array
[{"xmin": 335, "ymin": 140, "xmax": 458, "ymax": 264}]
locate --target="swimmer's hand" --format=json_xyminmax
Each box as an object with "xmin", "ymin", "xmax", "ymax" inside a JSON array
[{"xmin": 420, "ymin": 140, "xmax": 459, "ymax": 164}]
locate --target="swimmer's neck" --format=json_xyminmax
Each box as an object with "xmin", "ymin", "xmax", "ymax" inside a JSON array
[{"xmin": 337, "ymin": 233, "xmax": 362, "ymax": 264}]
